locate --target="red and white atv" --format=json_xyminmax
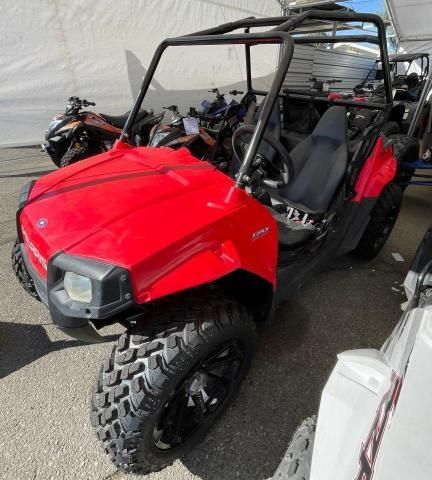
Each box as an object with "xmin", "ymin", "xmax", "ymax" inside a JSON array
[
  {"xmin": 274, "ymin": 227, "xmax": 432, "ymax": 480},
  {"xmin": 12, "ymin": 11, "xmax": 402, "ymax": 475}
]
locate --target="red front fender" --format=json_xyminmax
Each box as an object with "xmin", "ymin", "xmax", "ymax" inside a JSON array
[{"xmin": 129, "ymin": 187, "xmax": 279, "ymax": 304}]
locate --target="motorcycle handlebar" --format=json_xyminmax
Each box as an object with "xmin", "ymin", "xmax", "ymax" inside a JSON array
[{"xmin": 68, "ymin": 97, "xmax": 96, "ymax": 108}]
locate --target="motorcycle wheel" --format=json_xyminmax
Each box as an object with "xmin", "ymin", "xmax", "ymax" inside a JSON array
[{"xmin": 60, "ymin": 144, "xmax": 89, "ymax": 168}]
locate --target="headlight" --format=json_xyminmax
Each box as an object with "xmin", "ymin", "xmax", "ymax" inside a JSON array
[
  {"xmin": 47, "ymin": 118, "xmax": 63, "ymax": 132},
  {"xmin": 48, "ymin": 254, "xmax": 134, "ymax": 324},
  {"xmin": 149, "ymin": 131, "xmax": 170, "ymax": 147},
  {"xmin": 64, "ymin": 272, "xmax": 92, "ymax": 303}
]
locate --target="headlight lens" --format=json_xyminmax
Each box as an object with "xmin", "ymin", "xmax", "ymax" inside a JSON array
[
  {"xmin": 64, "ymin": 272, "xmax": 92, "ymax": 303},
  {"xmin": 149, "ymin": 131, "xmax": 170, "ymax": 147},
  {"xmin": 47, "ymin": 119, "xmax": 62, "ymax": 133}
]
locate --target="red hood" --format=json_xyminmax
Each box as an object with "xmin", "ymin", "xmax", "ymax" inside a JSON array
[{"xmin": 19, "ymin": 145, "xmax": 255, "ymax": 282}]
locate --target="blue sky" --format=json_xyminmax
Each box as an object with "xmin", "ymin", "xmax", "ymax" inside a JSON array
[
  {"xmin": 335, "ymin": 1, "xmax": 393, "ymax": 51},
  {"xmin": 345, "ymin": 0, "xmax": 384, "ymax": 14}
]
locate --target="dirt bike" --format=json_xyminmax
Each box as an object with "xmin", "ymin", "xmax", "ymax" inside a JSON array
[
  {"xmin": 148, "ymin": 101, "xmax": 248, "ymax": 172},
  {"xmin": 199, "ymin": 88, "xmax": 246, "ymax": 125},
  {"xmin": 43, "ymin": 96, "xmax": 163, "ymax": 167}
]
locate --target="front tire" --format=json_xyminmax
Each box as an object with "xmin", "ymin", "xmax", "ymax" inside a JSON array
[
  {"xmin": 11, "ymin": 239, "xmax": 40, "ymax": 300},
  {"xmin": 60, "ymin": 144, "xmax": 89, "ymax": 167},
  {"xmin": 91, "ymin": 294, "xmax": 256, "ymax": 474},
  {"xmin": 354, "ymin": 183, "xmax": 403, "ymax": 260}
]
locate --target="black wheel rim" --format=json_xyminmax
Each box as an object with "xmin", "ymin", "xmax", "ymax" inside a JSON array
[{"xmin": 153, "ymin": 339, "xmax": 245, "ymax": 451}]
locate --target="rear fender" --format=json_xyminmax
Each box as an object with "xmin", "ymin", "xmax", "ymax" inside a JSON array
[{"xmin": 353, "ymin": 137, "xmax": 397, "ymax": 201}]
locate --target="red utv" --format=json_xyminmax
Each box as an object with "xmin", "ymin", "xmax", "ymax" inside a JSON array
[{"xmin": 12, "ymin": 11, "xmax": 400, "ymax": 474}]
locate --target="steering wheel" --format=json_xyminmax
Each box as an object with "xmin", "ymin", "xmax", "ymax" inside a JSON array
[{"xmin": 232, "ymin": 125, "xmax": 294, "ymax": 188}]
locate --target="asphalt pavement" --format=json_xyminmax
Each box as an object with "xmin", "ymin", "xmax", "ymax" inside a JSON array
[{"xmin": 0, "ymin": 147, "xmax": 431, "ymax": 480}]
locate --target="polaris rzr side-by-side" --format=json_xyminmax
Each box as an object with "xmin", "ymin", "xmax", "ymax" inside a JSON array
[
  {"xmin": 13, "ymin": 11, "xmax": 401, "ymax": 474},
  {"xmin": 359, "ymin": 53, "xmax": 431, "ymax": 136},
  {"xmin": 359, "ymin": 52, "xmax": 432, "ymax": 188}
]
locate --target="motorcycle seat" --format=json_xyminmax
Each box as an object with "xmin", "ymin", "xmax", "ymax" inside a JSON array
[{"xmin": 99, "ymin": 109, "xmax": 149, "ymax": 129}]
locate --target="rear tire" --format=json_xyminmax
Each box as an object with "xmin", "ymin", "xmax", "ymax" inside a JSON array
[
  {"xmin": 272, "ymin": 416, "xmax": 316, "ymax": 480},
  {"xmin": 11, "ymin": 239, "xmax": 40, "ymax": 300},
  {"xmin": 388, "ymin": 134, "xmax": 419, "ymax": 163},
  {"xmin": 91, "ymin": 294, "xmax": 256, "ymax": 474},
  {"xmin": 381, "ymin": 121, "xmax": 400, "ymax": 137},
  {"xmin": 354, "ymin": 183, "xmax": 403, "ymax": 260},
  {"xmin": 387, "ymin": 134, "xmax": 419, "ymax": 189}
]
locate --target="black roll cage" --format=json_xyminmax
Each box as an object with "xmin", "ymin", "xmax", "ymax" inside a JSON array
[
  {"xmin": 366, "ymin": 53, "xmax": 430, "ymax": 84},
  {"xmin": 391, "ymin": 53, "xmax": 430, "ymax": 80},
  {"xmin": 121, "ymin": 10, "xmax": 392, "ymax": 188}
]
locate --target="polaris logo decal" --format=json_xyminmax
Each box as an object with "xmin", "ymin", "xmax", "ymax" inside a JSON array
[
  {"xmin": 37, "ymin": 218, "xmax": 48, "ymax": 228},
  {"xmin": 252, "ymin": 226, "xmax": 269, "ymax": 240},
  {"xmin": 354, "ymin": 371, "xmax": 402, "ymax": 480},
  {"xmin": 22, "ymin": 227, "xmax": 48, "ymax": 271}
]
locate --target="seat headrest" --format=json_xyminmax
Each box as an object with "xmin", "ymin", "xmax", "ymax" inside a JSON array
[
  {"xmin": 407, "ymin": 72, "xmax": 419, "ymax": 89},
  {"xmin": 312, "ymin": 106, "xmax": 347, "ymax": 145}
]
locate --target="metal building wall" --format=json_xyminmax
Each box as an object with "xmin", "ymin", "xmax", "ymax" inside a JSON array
[{"xmin": 285, "ymin": 45, "xmax": 376, "ymax": 91}]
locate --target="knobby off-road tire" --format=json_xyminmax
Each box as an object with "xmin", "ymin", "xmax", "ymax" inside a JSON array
[
  {"xmin": 388, "ymin": 134, "xmax": 419, "ymax": 164},
  {"xmin": 59, "ymin": 144, "xmax": 88, "ymax": 168},
  {"xmin": 11, "ymin": 239, "xmax": 40, "ymax": 301},
  {"xmin": 91, "ymin": 294, "xmax": 256, "ymax": 474},
  {"xmin": 354, "ymin": 183, "xmax": 403, "ymax": 260},
  {"xmin": 387, "ymin": 134, "xmax": 419, "ymax": 189},
  {"xmin": 381, "ymin": 121, "xmax": 400, "ymax": 137},
  {"xmin": 272, "ymin": 416, "xmax": 316, "ymax": 480}
]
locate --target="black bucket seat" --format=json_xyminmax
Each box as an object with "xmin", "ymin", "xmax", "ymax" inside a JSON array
[
  {"xmin": 271, "ymin": 106, "xmax": 348, "ymax": 247},
  {"xmin": 279, "ymin": 106, "xmax": 348, "ymax": 214}
]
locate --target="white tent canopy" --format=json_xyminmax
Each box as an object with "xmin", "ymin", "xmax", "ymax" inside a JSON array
[
  {"xmin": 0, "ymin": 0, "xmax": 281, "ymax": 147},
  {"xmin": 386, "ymin": 0, "xmax": 432, "ymax": 54}
]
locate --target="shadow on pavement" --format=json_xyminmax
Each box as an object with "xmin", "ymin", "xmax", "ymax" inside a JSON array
[
  {"xmin": 181, "ymin": 252, "xmax": 404, "ymax": 479},
  {"xmin": 182, "ymin": 299, "xmax": 316, "ymax": 480},
  {"xmin": 0, "ymin": 321, "xmax": 115, "ymax": 379},
  {"xmin": 0, "ymin": 169, "xmax": 54, "ymax": 179}
]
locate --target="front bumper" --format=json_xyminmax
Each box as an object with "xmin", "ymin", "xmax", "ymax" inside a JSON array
[
  {"xmin": 18, "ymin": 242, "xmax": 134, "ymax": 343},
  {"xmin": 42, "ymin": 139, "xmax": 67, "ymax": 167}
]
